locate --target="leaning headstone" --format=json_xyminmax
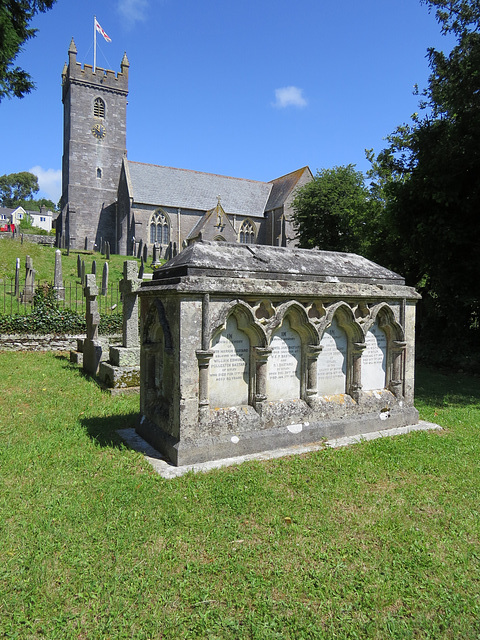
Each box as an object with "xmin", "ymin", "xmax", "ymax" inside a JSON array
[
  {"xmin": 138, "ymin": 257, "xmax": 145, "ymax": 280},
  {"xmin": 84, "ymin": 237, "xmax": 88, "ymax": 251},
  {"xmin": 82, "ymin": 274, "xmax": 102, "ymax": 376},
  {"xmin": 143, "ymin": 243, "xmax": 148, "ymax": 263},
  {"xmin": 137, "ymin": 239, "xmax": 143, "ymax": 260},
  {"xmin": 14, "ymin": 258, "xmax": 20, "ymax": 297},
  {"xmin": 101, "ymin": 262, "xmax": 109, "ymax": 296},
  {"xmin": 98, "ymin": 261, "xmax": 141, "ymax": 391},
  {"xmin": 92, "ymin": 259, "xmax": 97, "ymax": 275},
  {"xmin": 77, "ymin": 254, "xmax": 81, "ymax": 278},
  {"xmin": 105, "ymin": 241, "xmax": 110, "ymax": 260},
  {"xmin": 53, "ymin": 249, "xmax": 65, "ymax": 301},
  {"xmin": 21, "ymin": 255, "xmax": 35, "ymax": 302}
]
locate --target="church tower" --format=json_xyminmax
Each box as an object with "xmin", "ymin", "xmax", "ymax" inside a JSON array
[{"xmin": 59, "ymin": 39, "xmax": 129, "ymax": 250}]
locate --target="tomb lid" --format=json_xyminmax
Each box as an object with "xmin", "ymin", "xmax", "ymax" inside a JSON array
[{"xmin": 151, "ymin": 241, "xmax": 405, "ymax": 285}]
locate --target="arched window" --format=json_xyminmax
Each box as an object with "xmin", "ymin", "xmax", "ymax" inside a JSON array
[
  {"xmin": 96, "ymin": 167, "xmax": 102, "ymax": 179},
  {"xmin": 94, "ymin": 97, "xmax": 105, "ymax": 118},
  {"xmin": 149, "ymin": 210, "xmax": 170, "ymax": 245},
  {"xmin": 239, "ymin": 219, "xmax": 255, "ymax": 244}
]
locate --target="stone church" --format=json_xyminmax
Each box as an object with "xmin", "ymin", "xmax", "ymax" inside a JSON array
[{"xmin": 57, "ymin": 40, "xmax": 313, "ymax": 255}]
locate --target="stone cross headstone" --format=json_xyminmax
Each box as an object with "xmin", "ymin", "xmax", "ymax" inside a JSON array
[
  {"xmin": 14, "ymin": 258, "xmax": 20, "ymax": 297},
  {"xmin": 77, "ymin": 254, "xmax": 81, "ymax": 278},
  {"xmin": 101, "ymin": 262, "xmax": 109, "ymax": 296},
  {"xmin": 119, "ymin": 261, "xmax": 141, "ymax": 349},
  {"xmin": 142, "ymin": 243, "xmax": 148, "ymax": 263},
  {"xmin": 82, "ymin": 273, "xmax": 103, "ymax": 376},
  {"xmin": 53, "ymin": 249, "xmax": 65, "ymax": 301},
  {"xmin": 22, "ymin": 255, "xmax": 35, "ymax": 302}
]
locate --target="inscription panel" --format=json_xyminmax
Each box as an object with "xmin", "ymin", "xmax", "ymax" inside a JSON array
[
  {"xmin": 318, "ymin": 317, "xmax": 347, "ymax": 395},
  {"xmin": 267, "ymin": 317, "xmax": 301, "ymax": 401},
  {"xmin": 362, "ymin": 322, "xmax": 387, "ymax": 390},
  {"xmin": 209, "ymin": 316, "xmax": 250, "ymax": 407}
]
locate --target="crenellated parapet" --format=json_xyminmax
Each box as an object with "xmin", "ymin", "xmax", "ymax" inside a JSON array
[{"xmin": 62, "ymin": 38, "xmax": 128, "ymax": 98}]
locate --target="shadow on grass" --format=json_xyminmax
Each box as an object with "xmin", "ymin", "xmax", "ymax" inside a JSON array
[
  {"xmin": 80, "ymin": 412, "xmax": 140, "ymax": 449},
  {"xmin": 415, "ymin": 365, "xmax": 480, "ymax": 407}
]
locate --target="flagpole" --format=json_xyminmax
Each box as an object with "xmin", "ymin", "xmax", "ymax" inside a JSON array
[{"xmin": 93, "ymin": 15, "xmax": 97, "ymax": 73}]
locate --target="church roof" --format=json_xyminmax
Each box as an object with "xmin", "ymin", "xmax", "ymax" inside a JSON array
[
  {"xmin": 127, "ymin": 160, "xmax": 272, "ymax": 217},
  {"xmin": 266, "ymin": 166, "xmax": 311, "ymax": 211}
]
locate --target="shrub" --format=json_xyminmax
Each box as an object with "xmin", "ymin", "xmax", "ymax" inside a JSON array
[{"xmin": 0, "ymin": 284, "xmax": 122, "ymax": 335}]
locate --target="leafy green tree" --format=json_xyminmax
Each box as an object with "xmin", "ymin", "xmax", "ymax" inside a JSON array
[
  {"xmin": 0, "ymin": 171, "xmax": 39, "ymax": 207},
  {"xmin": 368, "ymin": 0, "xmax": 480, "ymax": 363},
  {"xmin": 0, "ymin": 0, "xmax": 57, "ymax": 101},
  {"xmin": 292, "ymin": 165, "xmax": 376, "ymax": 255}
]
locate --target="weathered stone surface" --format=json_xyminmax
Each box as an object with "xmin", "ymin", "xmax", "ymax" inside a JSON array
[{"xmin": 137, "ymin": 242, "xmax": 420, "ymax": 466}]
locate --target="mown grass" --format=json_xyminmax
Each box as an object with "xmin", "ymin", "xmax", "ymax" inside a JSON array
[
  {"xmin": 0, "ymin": 352, "xmax": 479, "ymax": 639},
  {"xmin": 0, "ymin": 237, "xmax": 152, "ymax": 284}
]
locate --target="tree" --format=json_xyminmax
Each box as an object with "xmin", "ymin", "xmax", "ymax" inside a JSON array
[
  {"xmin": 0, "ymin": 171, "xmax": 39, "ymax": 207},
  {"xmin": 292, "ymin": 165, "xmax": 377, "ymax": 255},
  {"xmin": 0, "ymin": 0, "xmax": 57, "ymax": 101},
  {"xmin": 368, "ymin": 0, "xmax": 480, "ymax": 363}
]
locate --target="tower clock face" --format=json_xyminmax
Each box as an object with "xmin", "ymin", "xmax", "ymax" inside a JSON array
[{"xmin": 91, "ymin": 123, "xmax": 106, "ymax": 139}]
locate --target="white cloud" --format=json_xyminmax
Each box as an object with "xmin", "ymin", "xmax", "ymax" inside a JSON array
[
  {"xmin": 30, "ymin": 166, "xmax": 62, "ymax": 203},
  {"xmin": 118, "ymin": 0, "xmax": 149, "ymax": 24},
  {"xmin": 273, "ymin": 86, "xmax": 308, "ymax": 109}
]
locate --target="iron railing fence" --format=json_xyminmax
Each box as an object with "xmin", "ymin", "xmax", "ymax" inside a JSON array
[{"xmin": 0, "ymin": 279, "xmax": 121, "ymax": 316}]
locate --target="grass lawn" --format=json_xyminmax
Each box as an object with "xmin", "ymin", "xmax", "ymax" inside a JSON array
[
  {"xmin": 0, "ymin": 352, "xmax": 479, "ymax": 639},
  {"xmin": 0, "ymin": 237, "xmax": 154, "ymax": 284}
]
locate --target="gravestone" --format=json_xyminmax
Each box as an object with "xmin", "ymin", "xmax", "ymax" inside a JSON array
[
  {"xmin": 84, "ymin": 237, "xmax": 89, "ymax": 251},
  {"xmin": 92, "ymin": 260, "xmax": 97, "ymax": 275},
  {"xmin": 137, "ymin": 242, "xmax": 420, "ymax": 466},
  {"xmin": 53, "ymin": 249, "xmax": 65, "ymax": 301},
  {"xmin": 105, "ymin": 241, "xmax": 111, "ymax": 260},
  {"xmin": 82, "ymin": 274, "xmax": 102, "ymax": 375},
  {"xmin": 139, "ymin": 257, "xmax": 145, "ymax": 280},
  {"xmin": 81, "ymin": 260, "xmax": 86, "ymax": 285},
  {"xmin": 98, "ymin": 261, "xmax": 141, "ymax": 391},
  {"xmin": 101, "ymin": 262, "xmax": 109, "ymax": 296},
  {"xmin": 14, "ymin": 258, "xmax": 20, "ymax": 297},
  {"xmin": 21, "ymin": 255, "xmax": 35, "ymax": 303},
  {"xmin": 137, "ymin": 239, "xmax": 143, "ymax": 260},
  {"xmin": 77, "ymin": 254, "xmax": 81, "ymax": 278},
  {"xmin": 143, "ymin": 243, "xmax": 148, "ymax": 263},
  {"xmin": 151, "ymin": 243, "xmax": 162, "ymax": 268}
]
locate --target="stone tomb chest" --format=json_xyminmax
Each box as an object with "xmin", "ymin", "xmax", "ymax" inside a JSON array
[{"xmin": 137, "ymin": 241, "xmax": 420, "ymax": 466}]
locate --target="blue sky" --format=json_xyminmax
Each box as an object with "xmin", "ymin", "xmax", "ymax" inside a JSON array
[{"xmin": 0, "ymin": 0, "xmax": 454, "ymax": 204}]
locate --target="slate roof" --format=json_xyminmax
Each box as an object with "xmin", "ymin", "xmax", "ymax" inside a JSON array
[
  {"xmin": 127, "ymin": 161, "xmax": 273, "ymax": 217},
  {"xmin": 150, "ymin": 241, "xmax": 407, "ymax": 285},
  {"xmin": 265, "ymin": 167, "xmax": 310, "ymax": 211}
]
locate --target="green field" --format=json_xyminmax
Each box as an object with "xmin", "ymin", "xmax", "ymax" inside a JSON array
[
  {"xmin": 0, "ymin": 352, "xmax": 479, "ymax": 638},
  {"xmin": 0, "ymin": 237, "xmax": 151, "ymax": 284}
]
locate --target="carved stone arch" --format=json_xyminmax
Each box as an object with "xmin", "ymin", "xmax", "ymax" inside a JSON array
[
  {"xmin": 319, "ymin": 301, "xmax": 364, "ymax": 343},
  {"xmin": 268, "ymin": 300, "xmax": 319, "ymax": 346},
  {"xmin": 362, "ymin": 302, "xmax": 406, "ymax": 397},
  {"xmin": 142, "ymin": 299, "xmax": 173, "ymax": 351},
  {"xmin": 210, "ymin": 299, "xmax": 267, "ymax": 347},
  {"xmin": 316, "ymin": 301, "xmax": 365, "ymax": 400},
  {"xmin": 364, "ymin": 302, "xmax": 405, "ymax": 342}
]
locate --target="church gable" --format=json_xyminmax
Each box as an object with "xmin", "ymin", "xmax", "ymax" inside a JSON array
[{"xmin": 187, "ymin": 199, "xmax": 238, "ymax": 244}]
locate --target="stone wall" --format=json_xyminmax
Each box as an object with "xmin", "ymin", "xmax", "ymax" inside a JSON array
[
  {"xmin": 0, "ymin": 334, "xmax": 121, "ymax": 352},
  {"xmin": 0, "ymin": 233, "xmax": 55, "ymax": 246}
]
